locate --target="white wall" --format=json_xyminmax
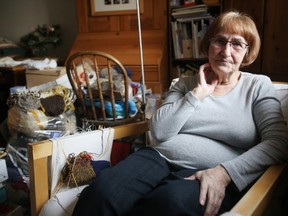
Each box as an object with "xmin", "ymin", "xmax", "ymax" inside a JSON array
[{"xmin": 0, "ymin": 0, "xmax": 78, "ymax": 64}]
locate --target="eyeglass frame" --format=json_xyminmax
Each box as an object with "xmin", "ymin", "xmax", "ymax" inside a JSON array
[{"xmin": 209, "ymin": 36, "xmax": 249, "ymax": 52}]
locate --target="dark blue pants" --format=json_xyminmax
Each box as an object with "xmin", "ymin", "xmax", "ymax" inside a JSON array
[{"xmin": 73, "ymin": 147, "xmax": 243, "ymax": 216}]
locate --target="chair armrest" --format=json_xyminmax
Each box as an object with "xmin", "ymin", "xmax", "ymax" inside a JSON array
[{"xmin": 230, "ymin": 163, "xmax": 287, "ymax": 216}]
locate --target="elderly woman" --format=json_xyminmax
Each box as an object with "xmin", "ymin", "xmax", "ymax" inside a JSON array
[{"xmin": 73, "ymin": 11, "xmax": 288, "ymax": 216}]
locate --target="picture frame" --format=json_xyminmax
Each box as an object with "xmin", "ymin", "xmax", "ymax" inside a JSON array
[{"xmin": 90, "ymin": 0, "xmax": 144, "ymax": 16}]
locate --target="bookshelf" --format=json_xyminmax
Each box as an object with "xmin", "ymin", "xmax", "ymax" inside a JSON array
[{"xmin": 168, "ymin": 0, "xmax": 222, "ymax": 79}]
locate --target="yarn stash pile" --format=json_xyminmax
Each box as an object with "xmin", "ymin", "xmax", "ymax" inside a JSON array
[{"xmin": 6, "ymin": 85, "xmax": 77, "ymax": 175}]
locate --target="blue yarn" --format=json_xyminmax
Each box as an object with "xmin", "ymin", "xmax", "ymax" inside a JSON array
[
  {"xmin": 92, "ymin": 99, "xmax": 137, "ymax": 118},
  {"xmin": 90, "ymin": 160, "xmax": 110, "ymax": 174}
]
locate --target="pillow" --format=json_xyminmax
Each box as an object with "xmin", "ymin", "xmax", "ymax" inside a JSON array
[{"xmin": 39, "ymin": 185, "xmax": 87, "ymax": 216}]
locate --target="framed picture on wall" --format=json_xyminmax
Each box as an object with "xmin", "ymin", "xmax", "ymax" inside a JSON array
[{"xmin": 90, "ymin": 0, "xmax": 144, "ymax": 16}]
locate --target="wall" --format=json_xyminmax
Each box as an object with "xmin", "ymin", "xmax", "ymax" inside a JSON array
[
  {"xmin": 223, "ymin": 0, "xmax": 288, "ymax": 82},
  {"xmin": 75, "ymin": 0, "xmax": 167, "ymax": 33},
  {"xmin": 0, "ymin": 0, "xmax": 78, "ymax": 64}
]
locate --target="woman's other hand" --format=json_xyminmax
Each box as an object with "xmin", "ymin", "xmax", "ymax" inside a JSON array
[
  {"xmin": 185, "ymin": 165, "xmax": 231, "ymax": 216},
  {"xmin": 191, "ymin": 63, "xmax": 219, "ymax": 100}
]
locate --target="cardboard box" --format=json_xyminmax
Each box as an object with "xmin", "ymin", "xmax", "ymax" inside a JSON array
[{"xmin": 25, "ymin": 67, "xmax": 66, "ymax": 88}]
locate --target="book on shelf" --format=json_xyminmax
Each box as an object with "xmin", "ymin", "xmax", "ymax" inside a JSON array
[
  {"xmin": 171, "ymin": 4, "xmax": 208, "ymax": 18},
  {"xmin": 176, "ymin": 13, "xmax": 213, "ymax": 22},
  {"xmin": 192, "ymin": 21, "xmax": 199, "ymax": 58},
  {"xmin": 171, "ymin": 17, "xmax": 213, "ymax": 59},
  {"xmin": 170, "ymin": 0, "xmax": 182, "ymax": 6},
  {"xmin": 170, "ymin": 0, "xmax": 200, "ymax": 7},
  {"xmin": 183, "ymin": 0, "xmax": 197, "ymax": 7},
  {"xmin": 171, "ymin": 21, "xmax": 183, "ymax": 59},
  {"xmin": 182, "ymin": 39, "xmax": 193, "ymax": 58}
]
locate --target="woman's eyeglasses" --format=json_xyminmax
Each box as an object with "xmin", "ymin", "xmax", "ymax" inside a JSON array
[{"xmin": 210, "ymin": 37, "xmax": 249, "ymax": 52}]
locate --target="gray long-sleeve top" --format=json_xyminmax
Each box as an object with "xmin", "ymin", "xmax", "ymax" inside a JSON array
[{"xmin": 149, "ymin": 72, "xmax": 288, "ymax": 191}]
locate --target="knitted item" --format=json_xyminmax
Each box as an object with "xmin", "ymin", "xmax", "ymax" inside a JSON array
[
  {"xmin": 7, "ymin": 91, "xmax": 41, "ymax": 110},
  {"xmin": 39, "ymin": 85, "xmax": 76, "ymax": 112},
  {"xmin": 40, "ymin": 95, "xmax": 65, "ymax": 116},
  {"xmin": 60, "ymin": 151, "xmax": 96, "ymax": 188}
]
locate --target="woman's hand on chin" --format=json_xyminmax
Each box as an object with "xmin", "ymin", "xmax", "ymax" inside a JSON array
[{"xmin": 191, "ymin": 63, "xmax": 219, "ymax": 100}]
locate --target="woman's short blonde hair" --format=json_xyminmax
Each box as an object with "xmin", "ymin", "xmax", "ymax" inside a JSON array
[{"xmin": 199, "ymin": 11, "xmax": 261, "ymax": 67}]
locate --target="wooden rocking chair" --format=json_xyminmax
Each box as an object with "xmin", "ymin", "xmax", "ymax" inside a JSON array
[{"xmin": 65, "ymin": 51, "xmax": 143, "ymax": 129}]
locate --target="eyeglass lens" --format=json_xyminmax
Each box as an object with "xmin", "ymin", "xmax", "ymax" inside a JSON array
[{"xmin": 211, "ymin": 37, "xmax": 248, "ymax": 50}]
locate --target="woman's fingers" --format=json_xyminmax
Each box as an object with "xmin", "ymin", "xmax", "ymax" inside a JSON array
[{"xmin": 198, "ymin": 63, "xmax": 211, "ymax": 85}]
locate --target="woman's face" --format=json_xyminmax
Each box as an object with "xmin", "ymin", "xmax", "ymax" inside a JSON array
[{"xmin": 208, "ymin": 32, "xmax": 249, "ymax": 75}]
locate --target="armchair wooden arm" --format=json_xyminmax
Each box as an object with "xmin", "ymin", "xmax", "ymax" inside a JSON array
[
  {"xmin": 230, "ymin": 163, "xmax": 287, "ymax": 215},
  {"xmin": 28, "ymin": 120, "xmax": 287, "ymax": 216}
]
